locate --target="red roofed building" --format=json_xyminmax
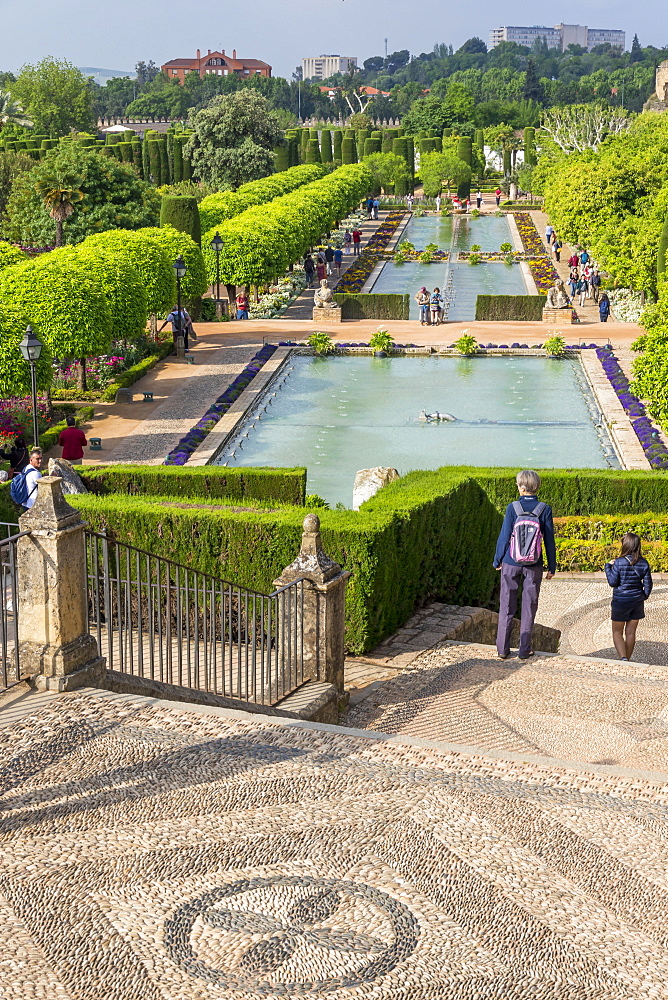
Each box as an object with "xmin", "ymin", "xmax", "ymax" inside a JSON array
[{"xmin": 161, "ymin": 48, "xmax": 271, "ymax": 83}]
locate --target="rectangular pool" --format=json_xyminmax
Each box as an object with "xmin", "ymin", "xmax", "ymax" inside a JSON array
[
  {"xmin": 213, "ymin": 356, "xmax": 618, "ymax": 506},
  {"xmin": 400, "ymin": 214, "xmax": 515, "ymax": 252}
]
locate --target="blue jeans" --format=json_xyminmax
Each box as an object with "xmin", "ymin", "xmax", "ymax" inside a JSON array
[
  {"xmin": 419, "ymin": 305, "xmax": 429, "ymax": 323},
  {"xmin": 236, "ymin": 309, "xmax": 249, "ymax": 320}
]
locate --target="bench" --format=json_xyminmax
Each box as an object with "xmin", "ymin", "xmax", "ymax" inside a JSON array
[
  {"xmin": 89, "ymin": 438, "xmax": 102, "ymax": 450},
  {"xmin": 185, "ymin": 354, "xmax": 195, "ymax": 365},
  {"xmin": 143, "ymin": 391, "xmax": 153, "ymax": 401}
]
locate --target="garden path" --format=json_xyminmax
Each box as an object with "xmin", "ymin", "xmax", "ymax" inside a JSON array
[{"xmin": 2, "ymin": 675, "xmax": 668, "ymax": 998}]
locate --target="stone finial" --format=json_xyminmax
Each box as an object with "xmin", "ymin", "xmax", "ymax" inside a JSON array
[
  {"xmin": 19, "ymin": 476, "xmax": 81, "ymax": 531},
  {"xmin": 279, "ymin": 514, "xmax": 341, "ymax": 584}
]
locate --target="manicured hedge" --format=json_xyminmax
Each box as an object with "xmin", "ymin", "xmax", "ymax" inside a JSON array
[
  {"xmin": 554, "ymin": 513, "xmax": 668, "ymax": 541},
  {"xmin": 198, "ymin": 164, "xmax": 324, "ymax": 232},
  {"xmin": 81, "ymin": 465, "xmax": 307, "ymax": 505},
  {"xmin": 69, "ymin": 470, "xmax": 503, "ymax": 653},
  {"xmin": 134, "ymin": 226, "xmax": 207, "ymax": 302},
  {"xmin": 475, "ymin": 295, "xmax": 546, "ymax": 321},
  {"xmin": 160, "ymin": 195, "xmax": 201, "ymax": 246},
  {"xmin": 201, "ymin": 164, "xmax": 373, "ymax": 288},
  {"xmin": 333, "ymin": 293, "xmax": 410, "ymax": 320},
  {"xmin": 81, "ymin": 230, "xmax": 175, "ymax": 316},
  {"xmin": 556, "ymin": 539, "xmax": 668, "ymax": 572},
  {"xmin": 0, "ymin": 304, "xmax": 54, "ymax": 396},
  {"xmin": 0, "ymin": 241, "xmax": 27, "ymax": 273}
]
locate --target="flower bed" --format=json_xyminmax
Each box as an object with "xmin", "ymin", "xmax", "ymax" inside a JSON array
[
  {"xmin": 333, "ymin": 211, "xmax": 406, "ymax": 294},
  {"xmin": 596, "ymin": 347, "xmax": 668, "ymax": 469},
  {"xmin": 608, "ymin": 288, "xmax": 645, "ymax": 324},
  {"xmin": 249, "ymin": 270, "xmax": 308, "ymax": 319},
  {"xmin": 513, "ymin": 213, "xmax": 546, "ymax": 256},
  {"xmin": 164, "ymin": 345, "xmax": 277, "ymax": 466}
]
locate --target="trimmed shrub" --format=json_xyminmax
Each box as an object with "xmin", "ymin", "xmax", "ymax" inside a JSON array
[
  {"xmin": 100, "ymin": 340, "xmax": 174, "ymax": 401},
  {"xmin": 554, "ymin": 513, "xmax": 668, "ymax": 541},
  {"xmin": 658, "ymin": 211, "xmax": 668, "ymax": 282},
  {"xmin": 0, "ymin": 250, "xmax": 113, "ymax": 362},
  {"xmin": 320, "ymin": 130, "xmax": 333, "ymax": 163},
  {"xmin": 160, "ymin": 195, "xmax": 202, "ymax": 246},
  {"xmin": 523, "ymin": 126, "xmax": 536, "ymax": 167},
  {"xmin": 81, "ymin": 229, "xmax": 175, "ymax": 316},
  {"xmin": 556, "ymin": 539, "xmax": 668, "ymax": 572},
  {"xmin": 475, "ymin": 295, "xmax": 546, "ymax": 321},
  {"xmin": 364, "ymin": 137, "xmax": 381, "ymax": 157},
  {"xmin": 134, "ymin": 225, "xmax": 207, "ymax": 301},
  {"xmin": 70, "ymin": 242, "xmax": 148, "ymax": 340},
  {"xmin": 0, "ymin": 304, "xmax": 54, "ymax": 396},
  {"xmin": 274, "ymin": 144, "xmax": 289, "ymax": 172},
  {"xmin": 306, "ymin": 139, "xmax": 321, "ymax": 164},
  {"xmin": 333, "ymin": 130, "xmax": 343, "ymax": 162},
  {"xmin": 457, "ymin": 137, "xmax": 472, "ymax": 200},
  {"xmin": 40, "ymin": 404, "xmax": 94, "ymax": 453},
  {"xmin": 198, "ymin": 164, "xmax": 323, "ymax": 232},
  {"xmin": 81, "ymin": 465, "xmax": 307, "ymax": 505},
  {"xmin": 333, "ymin": 293, "xmax": 409, "ymax": 320},
  {"xmin": 341, "ymin": 138, "xmax": 357, "ymax": 164},
  {"xmin": 147, "ymin": 140, "xmax": 162, "ymax": 184}
]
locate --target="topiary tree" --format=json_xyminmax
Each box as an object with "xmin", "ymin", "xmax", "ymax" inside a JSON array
[
  {"xmin": 71, "ymin": 242, "xmax": 148, "ymax": 342},
  {"xmin": 332, "ymin": 130, "xmax": 343, "ymax": 163},
  {"xmin": 135, "ymin": 225, "xmax": 207, "ymax": 302},
  {"xmin": 0, "ymin": 304, "xmax": 53, "ymax": 397},
  {"xmin": 320, "ymin": 130, "xmax": 333, "ymax": 164},
  {"xmin": 81, "ymin": 229, "xmax": 175, "ymax": 317},
  {"xmin": 341, "ymin": 137, "xmax": 357, "ymax": 164},
  {"xmin": 0, "ymin": 250, "xmax": 112, "ymax": 390},
  {"xmin": 457, "ymin": 136, "xmax": 472, "ymax": 200},
  {"xmin": 274, "ymin": 144, "xmax": 289, "ymax": 172},
  {"xmin": 160, "ymin": 195, "xmax": 201, "ymax": 246}
]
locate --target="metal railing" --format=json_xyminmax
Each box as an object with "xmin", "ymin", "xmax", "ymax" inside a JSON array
[
  {"xmin": 0, "ymin": 522, "xmax": 20, "ymax": 542},
  {"xmin": 1, "ymin": 530, "xmax": 29, "ymax": 690},
  {"xmin": 84, "ymin": 531, "xmax": 305, "ymax": 706}
]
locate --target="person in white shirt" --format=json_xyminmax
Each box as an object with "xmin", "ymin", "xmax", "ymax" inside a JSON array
[
  {"xmin": 435, "ymin": 195, "xmax": 441, "ymax": 213},
  {"xmin": 476, "ymin": 190, "xmax": 483, "ymax": 209},
  {"xmin": 22, "ymin": 448, "xmax": 42, "ymax": 510}
]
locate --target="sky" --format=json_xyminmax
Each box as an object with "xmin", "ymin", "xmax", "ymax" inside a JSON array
[{"xmin": 0, "ymin": 0, "xmax": 662, "ymax": 80}]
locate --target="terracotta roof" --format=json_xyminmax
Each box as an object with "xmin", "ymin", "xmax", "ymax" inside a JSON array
[{"xmin": 162, "ymin": 58, "xmax": 197, "ymax": 67}]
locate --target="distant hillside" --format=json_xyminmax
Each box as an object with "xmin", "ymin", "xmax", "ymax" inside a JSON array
[{"xmin": 78, "ymin": 67, "xmax": 135, "ymax": 85}]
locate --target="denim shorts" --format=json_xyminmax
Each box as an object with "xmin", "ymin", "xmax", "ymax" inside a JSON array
[{"xmin": 611, "ymin": 599, "xmax": 644, "ymax": 622}]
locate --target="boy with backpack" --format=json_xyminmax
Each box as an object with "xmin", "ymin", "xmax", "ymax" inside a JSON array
[
  {"xmin": 493, "ymin": 470, "xmax": 556, "ymax": 660},
  {"xmin": 10, "ymin": 447, "xmax": 42, "ymax": 513}
]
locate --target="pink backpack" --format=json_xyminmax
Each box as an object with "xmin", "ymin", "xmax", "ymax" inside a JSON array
[{"xmin": 509, "ymin": 501, "xmax": 545, "ymax": 564}]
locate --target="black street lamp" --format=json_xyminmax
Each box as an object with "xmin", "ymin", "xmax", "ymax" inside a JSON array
[
  {"xmin": 18, "ymin": 325, "xmax": 43, "ymax": 448},
  {"xmin": 210, "ymin": 232, "xmax": 223, "ymax": 314},
  {"xmin": 172, "ymin": 255, "xmax": 187, "ymax": 351}
]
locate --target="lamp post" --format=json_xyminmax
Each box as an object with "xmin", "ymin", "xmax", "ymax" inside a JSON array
[
  {"xmin": 173, "ymin": 255, "xmax": 187, "ymax": 355},
  {"xmin": 18, "ymin": 325, "xmax": 43, "ymax": 448},
  {"xmin": 210, "ymin": 232, "xmax": 223, "ymax": 318}
]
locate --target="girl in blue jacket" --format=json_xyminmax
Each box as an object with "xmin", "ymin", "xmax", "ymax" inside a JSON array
[{"xmin": 605, "ymin": 533, "xmax": 653, "ymax": 661}]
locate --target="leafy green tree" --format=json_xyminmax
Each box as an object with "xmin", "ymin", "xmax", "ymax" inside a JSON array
[
  {"xmin": 0, "ymin": 150, "xmax": 34, "ymax": 234},
  {"xmin": 362, "ymin": 152, "xmax": 410, "ymax": 193},
  {"xmin": 420, "ymin": 152, "xmax": 471, "ymax": 197},
  {"xmin": 10, "ymin": 58, "xmax": 95, "ymax": 135},
  {"xmin": 6, "ymin": 144, "xmax": 160, "ymax": 246},
  {"xmin": 522, "ymin": 59, "xmax": 543, "ymax": 103},
  {"xmin": 629, "ymin": 34, "xmax": 643, "ymax": 63},
  {"xmin": 0, "ymin": 305, "xmax": 53, "ymax": 397},
  {"xmin": 0, "ymin": 89, "xmax": 32, "ymax": 130},
  {"xmin": 185, "ymin": 91, "xmax": 283, "ymax": 190},
  {"xmin": 35, "ymin": 164, "xmax": 84, "ymax": 247}
]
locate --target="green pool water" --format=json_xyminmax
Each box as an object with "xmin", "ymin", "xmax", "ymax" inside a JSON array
[
  {"xmin": 401, "ymin": 213, "xmax": 514, "ymax": 251},
  {"xmin": 213, "ymin": 356, "xmax": 619, "ymax": 506}
]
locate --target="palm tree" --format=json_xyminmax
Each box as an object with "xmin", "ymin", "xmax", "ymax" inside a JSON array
[
  {"xmin": 0, "ymin": 90, "xmax": 33, "ymax": 130},
  {"xmin": 35, "ymin": 168, "xmax": 84, "ymax": 247}
]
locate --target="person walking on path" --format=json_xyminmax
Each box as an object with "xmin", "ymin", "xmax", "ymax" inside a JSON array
[
  {"xmin": 352, "ymin": 228, "xmax": 362, "ymax": 255},
  {"xmin": 158, "ymin": 306, "xmax": 191, "ymax": 352},
  {"xmin": 545, "ymin": 223, "xmax": 554, "ymax": 244},
  {"xmin": 605, "ymin": 533, "xmax": 653, "ymax": 661},
  {"xmin": 591, "ymin": 270, "xmax": 602, "ymax": 303},
  {"xmin": 579, "ymin": 249, "xmax": 589, "ymax": 267},
  {"xmin": 303, "ymin": 254, "xmax": 315, "ymax": 287},
  {"xmin": 344, "ymin": 230, "xmax": 352, "ymax": 255},
  {"xmin": 576, "ymin": 275, "xmax": 588, "ymax": 308},
  {"xmin": 495, "ymin": 187, "xmax": 502, "ymax": 207},
  {"xmin": 324, "ymin": 244, "xmax": 334, "ymax": 275},
  {"xmin": 567, "ymin": 251, "xmax": 579, "ymax": 269},
  {"xmin": 476, "ymin": 190, "xmax": 483, "ymax": 209},
  {"xmin": 599, "ymin": 292, "xmax": 611, "ymax": 322},
  {"xmin": 10, "ymin": 447, "xmax": 42, "ymax": 513},
  {"xmin": 373, "ymin": 197, "xmax": 379, "ymax": 219},
  {"xmin": 0, "ymin": 436, "xmax": 28, "ymax": 478},
  {"xmin": 316, "ymin": 258, "xmax": 327, "ymax": 282},
  {"xmin": 366, "ymin": 196, "xmax": 374, "ymax": 219},
  {"xmin": 494, "ymin": 470, "xmax": 556, "ymax": 660},
  {"xmin": 235, "ymin": 291, "xmax": 249, "ymax": 320},
  {"xmin": 333, "ymin": 246, "xmax": 343, "ymax": 277},
  {"xmin": 552, "ymin": 237, "xmax": 562, "ymax": 262},
  {"xmin": 415, "ymin": 287, "xmax": 431, "ymax": 325},
  {"xmin": 568, "ymin": 268, "xmax": 578, "ymax": 300},
  {"xmin": 58, "ymin": 416, "xmax": 87, "ymax": 465}
]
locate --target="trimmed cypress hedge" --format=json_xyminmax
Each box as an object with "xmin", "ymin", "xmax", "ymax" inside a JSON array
[
  {"xmin": 100, "ymin": 340, "xmax": 174, "ymax": 401},
  {"xmin": 333, "ymin": 293, "xmax": 409, "ymax": 320},
  {"xmin": 81, "ymin": 465, "xmax": 307, "ymax": 506},
  {"xmin": 556, "ymin": 539, "xmax": 668, "ymax": 572},
  {"xmin": 475, "ymin": 295, "xmax": 546, "ymax": 321},
  {"xmin": 341, "ymin": 138, "xmax": 357, "ymax": 164},
  {"xmin": 555, "ymin": 513, "xmax": 668, "ymax": 541},
  {"xmin": 160, "ymin": 195, "xmax": 202, "ymax": 246}
]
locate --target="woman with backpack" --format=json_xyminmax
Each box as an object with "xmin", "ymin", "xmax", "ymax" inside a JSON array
[
  {"xmin": 605, "ymin": 533, "xmax": 653, "ymax": 661},
  {"xmin": 493, "ymin": 470, "xmax": 556, "ymax": 660},
  {"xmin": 429, "ymin": 288, "xmax": 443, "ymax": 325}
]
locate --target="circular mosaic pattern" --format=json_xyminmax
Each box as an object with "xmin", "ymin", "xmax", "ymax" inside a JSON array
[{"xmin": 164, "ymin": 875, "xmax": 420, "ymax": 994}]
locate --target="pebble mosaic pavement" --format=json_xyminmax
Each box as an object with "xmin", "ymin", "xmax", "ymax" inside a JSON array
[{"xmin": 2, "ymin": 689, "xmax": 668, "ymax": 999}]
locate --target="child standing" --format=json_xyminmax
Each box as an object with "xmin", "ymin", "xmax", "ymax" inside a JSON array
[{"xmin": 605, "ymin": 533, "xmax": 653, "ymax": 661}]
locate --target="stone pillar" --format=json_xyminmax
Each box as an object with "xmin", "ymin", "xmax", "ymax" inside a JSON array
[
  {"xmin": 274, "ymin": 514, "xmax": 350, "ymax": 692},
  {"xmin": 17, "ymin": 476, "xmax": 105, "ymax": 691}
]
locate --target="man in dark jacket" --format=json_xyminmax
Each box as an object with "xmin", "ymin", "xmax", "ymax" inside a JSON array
[{"xmin": 493, "ymin": 470, "xmax": 556, "ymax": 660}]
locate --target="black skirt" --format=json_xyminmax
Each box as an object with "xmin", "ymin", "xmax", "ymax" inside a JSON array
[{"xmin": 611, "ymin": 598, "xmax": 645, "ymax": 622}]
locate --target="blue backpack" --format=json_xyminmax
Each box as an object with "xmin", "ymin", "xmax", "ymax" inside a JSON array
[{"xmin": 10, "ymin": 468, "xmax": 37, "ymax": 507}]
